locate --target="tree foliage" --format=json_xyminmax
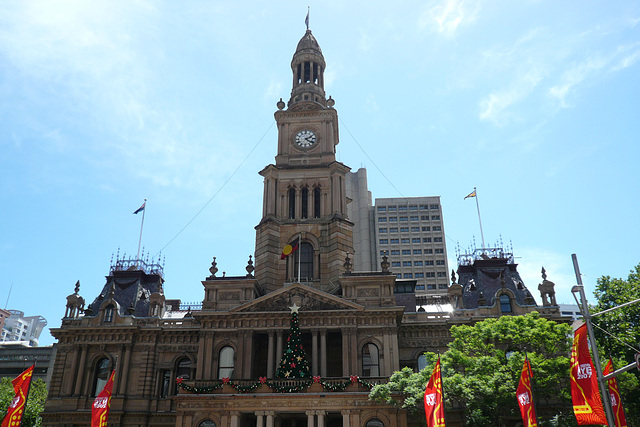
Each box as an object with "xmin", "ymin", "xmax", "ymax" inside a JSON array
[
  {"xmin": 370, "ymin": 312, "xmax": 576, "ymax": 427},
  {"xmin": 591, "ymin": 262, "xmax": 640, "ymax": 427},
  {"xmin": 0, "ymin": 377, "xmax": 48, "ymax": 427}
]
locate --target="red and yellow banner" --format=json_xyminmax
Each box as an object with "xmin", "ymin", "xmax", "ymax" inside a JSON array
[
  {"xmin": 1, "ymin": 364, "xmax": 34, "ymax": 427},
  {"xmin": 570, "ymin": 324, "xmax": 607, "ymax": 425},
  {"xmin": 604, "ymin": 359, "xmax": 627, "ymax": 427},
  {"xmin": 91, "ymin": 370, "xmax": 116, "ymax": 427},
  {"xmin": 516, "ymin": 358, "xmax": 538, "ymax": 427},
  {"xmin": 424, "ymin": 358, "xmax": 446, "ymax": 427}
]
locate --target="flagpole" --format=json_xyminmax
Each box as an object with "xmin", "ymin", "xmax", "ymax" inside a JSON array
[
  {"xmin": 473, "ymin": 187, "xmax": 486, "ymax": 250},
  {"xmin": 136, "ymin": 199, "xmax": 147, "ymax": 268},
  {"xmin": 298, "ymin": 233, "xmax": 302, "ymax": 283}
]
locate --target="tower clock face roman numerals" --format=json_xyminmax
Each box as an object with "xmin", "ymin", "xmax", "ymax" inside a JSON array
[{"xmin": 295, "ymin": 130, "xmax": 317, "ymax": 148}]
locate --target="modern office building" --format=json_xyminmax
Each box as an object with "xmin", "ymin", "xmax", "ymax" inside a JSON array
[
  {"xmin": 373, "ymin": 197, "xmax": 449, "ymax": 293},
  {"xmin": 0, "ymin": 309, "xmax": 47, "ymax": 347}
]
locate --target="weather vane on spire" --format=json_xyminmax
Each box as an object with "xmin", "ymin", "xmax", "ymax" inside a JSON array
[{"xmin": 305, "ymin": 6, "xmax": 310, "ymax": 30}]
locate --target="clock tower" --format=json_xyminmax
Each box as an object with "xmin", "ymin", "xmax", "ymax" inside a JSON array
[{"xmin": 255, "ymin": 28, "xmax": 354, "ymax": 293}]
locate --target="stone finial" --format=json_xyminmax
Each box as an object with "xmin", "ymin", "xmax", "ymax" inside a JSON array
[
  {"xmin": 126, "ymin": 301, "xmax": 135, "ymax": 315},
  {"xmin": 327, "ymin": 96, "xmax": 335, "ymax": 108},
  {"xmin": 451, "ymin": 270, "xmax": 457, "ymax": 285},
  {"xmin": 74, "ymin": 280, "xmax": 80, "ymax": 295},
  {"xmin": 541, "ymin": 266, "xmax": 547, "ymax": 281},
  {"xmin": 343, "ymin": 253, "xmax": 352, "ymax": 273},
  {"xmin": 538, "ymin": 266, "xmax": 557, "ymax": 306},
  {"xmin": 277, "ymin": 98, "xmax": 285, "ymax": 110},
  {"xmin": 207, "ymin": 257, "xmax": 218, "ymax": 279},
  {"xmin": 380, "ymin": 251, "xmax": 390, "ymax": 273},
  {"xmin": 246, "ymin": 255, "xmax": 255, "ymax": 277}
]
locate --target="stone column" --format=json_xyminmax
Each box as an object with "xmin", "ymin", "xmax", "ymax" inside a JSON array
[
  {"xmin": 256, "ymin": 411, "xmax": 265, "ymax": 427},
  {"xmin": 230, "ymin": 411, "xmax": 240, "ymax": 427},
  {"xmin": 276, "ymin": 330, "xmax": 283, "ymax": 370},
  {"xmin": 306, "ymin": 411, "xmax": 315, "ymax": 427},
  {"xmin": 341, "ymin": 410, "xmax": 351, "ymax": 427},
  {"xmin": 266, "ymin": 411, "xmax": 275, "ymax": 427},
  {"xmin": 119, "ymin": 344, "xmax": 132, "ymax": 395},
  {"xmin": 317, "ymin": 410, "xmax": 325, "ymax": 427},
  {"xmin": 320, "ymin": 330, "xmax": 327, "ymax": 377},
  {"xmin": 267, "ymin": 331, "xmax": 275, "ymax": 378},
  {"xmin": 311, "ymin": 329, "xmax": 318, "ymax": 375},
  {"xmin": 74, "ymin": 345, "xmax": 87, "ymax": 395},
  {"xmin": 66, "ymin": 346, "xmax": 80, "ymax": 395},
  {"xmin": 341, "ymin": 328, "xmax": 350, "ymax": 377}
]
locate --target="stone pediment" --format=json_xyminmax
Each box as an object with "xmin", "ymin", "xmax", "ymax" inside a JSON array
[{"xmin": 230, "ymin": 283, "xmax": 363, "ymax": 313}]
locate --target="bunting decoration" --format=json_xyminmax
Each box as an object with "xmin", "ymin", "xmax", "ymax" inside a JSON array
[
  {"xmin": 570, "ymin": 324, "xmax": 607, "ymax": 425},
  {"xmin": 423, "ymin": 357, "xmax": 446, "ymax": 427},
  {"xmin": 1, "ymin": 365, "xmax": 34, "ymax": 427},
  {"xmin": 604, "ymin": 359, "xmax": 627, "ymax": 427},
  {"xmin": 516, "ymin": 358, "xmax": 538, "ymax": 427},
  {"xmin": 91, "ymin": 370, "xmax": 116, "ymax": 427}
]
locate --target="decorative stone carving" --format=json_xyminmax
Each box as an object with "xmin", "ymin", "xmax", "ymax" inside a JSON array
[{"xmin": 538, "ymin": 267, "xmax": 557, "ymax": 306}]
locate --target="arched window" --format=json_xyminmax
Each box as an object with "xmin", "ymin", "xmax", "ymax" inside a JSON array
[
  {"xmin": 500, "ymin": 294, "xmax": 512, "ymax": 313},
  {"xmin": 313, "ymin": 187, "xmax": 321, "ymax": 218},
  {"xmin": 176, "ymin": 357, "xmax": 192, "ymax": 380},
  {"xmin": 288, "ymin": 188, "xmax": 296, "ymax": 219},
  {"xmin": 92, "ymin": 358, "xmax": 112, "ymax": 396},
  {"xmin": 417, "ymin": 354, "xmax": 427, "ymax": 371},
  {"xmin": 365, "ymin": 418, "xmax": 384, "ymax": 427},
  {"xmin": 104, "ymin": 304, "xmax": 115, "ymax": 323},
  {"xmin": 218, "ymin": 346, "xmax": 234, "ymax": 379},
  {"xmin": 199, "ymin": 421, "xmax": 216, "ymax": 427},
  {"xmin": 293, "ymin": 242, "xmax": 314, "ymax": 281},
  {"xmin": 301, "ymin": 188, "xmax": 309, "ymax": 219},
  {"xmin": 362, "ymin": 343, "xmax": 380, "ymax": 377}
]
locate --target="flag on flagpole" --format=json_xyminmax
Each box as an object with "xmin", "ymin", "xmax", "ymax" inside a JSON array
[
  {"xmin": 91, "ymin": 369, "xmax": 116, "ymax": 427},
  {"xmin": 464, "ymin": 189, "xmax": 476, "ymax": 199},
  {"xmin": 1, "ymin": 365, "xmax": 34, "ymax": 427},
  {"xmin": 516, "ymin": 358, "xmax": 538, "ymax": 427},
  {"xmin": 604, "ymin": 359, "xmax": 628, "ymax": 427},
  {"xmin": 280, "ymin": 237, "xmax": 300, "ymax": 260},
  {"xmin": 305, "ymin": 8, "xmax": 310, "ymax": 29},
  {"xmin": 570, "ymin": 324, "xmax": 607, "ymax": 425},
  {"xmin": 133, "ymin": 201, "xmax": 146, "ymax": 214},
  {"xmin": 423, "ymin": 357, "xmax": 446, "ymax": 427}
]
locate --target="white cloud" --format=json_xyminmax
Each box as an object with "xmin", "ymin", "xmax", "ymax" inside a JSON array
[
  {"xmin": 479, "ymin": 70, "xmax": 543, "ymax": 125},
  {"xmin": 516, "ymin": 247, "xmax": 578, "ymax": 305},
  {"xmin": 548, "ymin": 55, "xmax": 607, "ymax": 108},
  {"xmin": 419, "ymin": 0, "xmax": 481, "ymax": 37}
]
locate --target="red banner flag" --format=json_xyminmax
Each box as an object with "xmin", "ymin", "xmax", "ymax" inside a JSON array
[
  {"xmin": 604, "ymin": 359, "xmax": 627, "ymax": 427},
  {"xmin": 424, "ymin": 358, "xmax": 446, "ymax": 427},
  {"xmin": 1, "ymin": 364, "xmax": 34, "ymax": 427},
  {"xmin": 91, "ymin": 370, "xmax": 116, "ymax": 427},
  {"xmin": 516, "ymin": 358, "xmax": 538, "ymax": 427},
  {"xmin": 570, "ymin": 324, "xmax": 607, "ymax": 425}
]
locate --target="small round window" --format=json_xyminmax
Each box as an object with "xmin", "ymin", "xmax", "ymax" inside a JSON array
[
  {"xmin": 199, "ymin": 420, "xmax": 216, "ymax": 427},
  {"xmin": 365, "ymin": 419, "xmax": 384, "ymax": 427}
]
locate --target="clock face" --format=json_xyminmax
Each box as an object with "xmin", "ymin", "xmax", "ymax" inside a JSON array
[{"xmin": 295, "ymin": 130, "xmax": 317, "ymax": 148}]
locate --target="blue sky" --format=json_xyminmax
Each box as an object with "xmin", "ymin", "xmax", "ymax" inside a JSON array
[{"xmin": 1, "ymin": 1, "xmax": 639, "ymax": 346}]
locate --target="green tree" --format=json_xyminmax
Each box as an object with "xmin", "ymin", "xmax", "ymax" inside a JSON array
[
  {"xmin": 0, "ymin": 377, "xmax": 48, "ymax": 427},
  {"xmin": 370, "ymin": 312, "xmax": 576, "ymax": 427},
  {"xmin": 591, "ymin": 262, "xmax": 640, "ymax": 427}
]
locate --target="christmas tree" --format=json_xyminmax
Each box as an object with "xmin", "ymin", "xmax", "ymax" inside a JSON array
[{"xmin": 276, "ymin": 303, "xmax": 311, "ymax": 378}]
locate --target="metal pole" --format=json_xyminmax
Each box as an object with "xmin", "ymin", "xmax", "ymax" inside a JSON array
[
  {"xmin": 571, "ymin": 254, "xmax": 615, "ymax": 426},
  {"xmin": 474, "ymin": 187, "xmax": 486, "ymax": 250},
  {"xmin": 136, "ymin": 199, "xmax": 147, "ymax": 268}
]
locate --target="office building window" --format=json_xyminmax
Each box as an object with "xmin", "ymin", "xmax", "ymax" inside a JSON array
[
  {"xmin": 390, "ymin": 227, "xmax": 398, "ymax": 232},
  {"xmin": 379, "ymin": 217, "xmax": 387, "ymax": 222},
  {"xmin": 388, "ymin": 206, "xmax": 397, "ymax": 212},
  {"xmin": 415, "ymin": 273, "xmax": 424, "ymax": 278},
  {"xmin": 427, "ymin": 284, "xmax": 436, "ymax": 290},
  {"xmin": 425, "ymin": 249, "xmax": 433, "ymax": 254},
  {"xmin": 403, "ymin": 273, "xmax": 413, "ymax": 278},
  {"xmin": 379, "ymin": 228, "xmax": 388, "ymax": 233},
  {"xmin": 390, "ymin": 250, "xmax": 400, "ymax": 255},
  {"xmin": 439, "ymin": 284, "xmax": 449, "ymax": 289},
  {"xmin": 314, "ymin": 187, "xmax": 321, "ymax": 218},
  {"xmin": 399, "ymin": 206, "xmax": 407, "ymax": 211},
  {"xmin": 437, "ymin": 272, "xmax": 446, "ymax": 277},
  {"xmin": 218, "ymin": 347, "xmax": 235, "ymax": 379},
  {"xmin": 288, "ymin": 188, "xmax": 296, "ymax": 219},
  {"xmin": 362, "ymin": 343, "xmax": 380, "ymax": 377},
  {"xmin": 420, "ymin": 205, "xmax": 428, "ymax": 210},
  {"xmin": 390, "ymin": 239, "xmax": 399, "ymax": 244},
  {"xmin": 421, "ymin": 215, "xmax": 429, "ymax": 220},
  {"xmin": 389, "ymin": 217, "xmax": 398, "ymax": 222},
  {"xmin": 92, "ymin": 358, "xmax": 112, "ymax": 396},
  {"xmin": 435, "ymin": 249, "xmax": 444, "ymax": 254},
  {"xmin": 432, "ymin": 215, "xmax": 440, "ymax": 220},
  {"xmin": 401, "ymin": 238, "xmax": 410, "ymax": 243},
  {"xmin": 412, "ymin": 238, "xmax": 421, "ymax": 243},
  {"xmin": 396, "ymin": 273, "xmax": 402, "ymax": 278},
  {"xmin": 416, "ymin": 284, "xmax": 425, "ymax": 290},
  {"xmin": 423, "ymin": 238, "xmax": 431, "ymax": 243},
  {"xmin": 436, "ymin": 260, "xmax": 445, "ymax": 265},
  {"xmin": 433, "ymin": 226, "xmax": 441, "ymax": 231},
  {"xmin": 422, "ymin": 226, "xmax": 430, "ymax": 231},
  {"xmin": 430, "ymin": 204, "xmax": 439, "ymax": 209},
  {"xmin": 391, "ymin": 262, "xmax": 401, "ymax": 267},
  {"xmin": 410, "ymin": 216, "xmax": 419, "ymax": 221},
  {"xmin": 434, "ymin": 237, "xmax": 443, "ymax": 242},
  {"xmin": 500, "ymin": 295, "xmax": 512, "ymax": 313},
  {"xmin": 409, "ymin": 205, "xmax": 418, "ymax": 210},
  {"xmin": 413, "ymin": 249, "xmax": 422, "ymax": 254},
  {"xmin": 400, "ymin": 227, "xmax": 409, "ymax": 232},
  {"xmin": 414, "ymin": 261, "xmax": 423, "ymax": 266},
  {"xmin": 403, "ymin": 261, "xmax": 412, "ymax": 266},
  {"xmin": 377, "ymin": 206, "xmax": 386, "ymax": 212},
  {"xmin": 402, "ymin": 250, "xmax": 411, "ymax": 255},
  {"xmin": 411, "ymin": 227, "xmax": 420, "ymax": 232},
  {"xmin": 379, "ymin": 251, "xmax": 386, "ymax": 255},
  {"xmin": 426, "ymin": 272, "xmax": 435, "ymax": 277},
  {"xmin": 301, "ymin": 187, "xmax": 309, "ymax": 219},
  {"xmin": 379, "ymin": 239, "xmax": 388, "ymax": 244},
  {"xmin": 399, "ymin": 216, "xmax": 408, "ymax": 221},
  {"xmin": 425, "ymin": 260, "xmax": 434, "ymax": 265}
]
